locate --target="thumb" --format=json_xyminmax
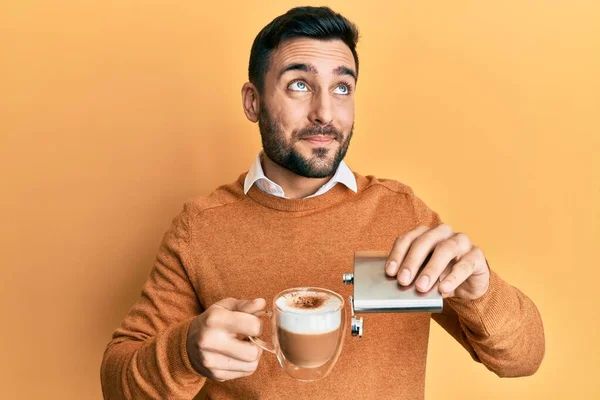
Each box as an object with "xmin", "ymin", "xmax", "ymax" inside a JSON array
[
  {"xmin": 215, "ymin": 297, "xmax": 267, "ymax": 314},
  {"xmin": 236, "ymin": 298, "xmax": 267, "ymax": 314}
]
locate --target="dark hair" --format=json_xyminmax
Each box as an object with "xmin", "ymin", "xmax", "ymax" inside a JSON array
[{"xmin": 248, "ymin": 6, "xmax": 360, "ymax": 93}]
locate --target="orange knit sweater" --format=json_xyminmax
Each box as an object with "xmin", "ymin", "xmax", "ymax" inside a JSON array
[{"xmin": 101, "ymin": 172, "xmax": 545, "ymax": 399}]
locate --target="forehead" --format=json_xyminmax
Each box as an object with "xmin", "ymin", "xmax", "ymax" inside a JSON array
[{"xmin": 269, "ymin": 37, "xmax": 356, "ymax": 76}]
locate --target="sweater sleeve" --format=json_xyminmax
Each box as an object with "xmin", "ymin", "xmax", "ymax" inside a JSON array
[
  {"xmin": 100, "ymin": 204, "xmax": 206, "ymax": 399},
  {"xmin": 411, "ymin": 192, "xmax": 546, "ymax": 377}
]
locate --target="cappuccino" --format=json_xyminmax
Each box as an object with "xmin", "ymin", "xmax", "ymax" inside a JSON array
[{"xmin": 275, "ymin": 290, "xmax": 342, "ymax": 368}]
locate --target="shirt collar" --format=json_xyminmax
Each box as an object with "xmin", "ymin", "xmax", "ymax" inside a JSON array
[{"xmin": 243, "ymin": 152, "xmax": 357, "ymax": 198}]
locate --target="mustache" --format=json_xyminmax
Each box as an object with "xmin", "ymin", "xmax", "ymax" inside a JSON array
[{"xmin": 294, "ymin": 125, "xmax": 343, "ymax": 141}]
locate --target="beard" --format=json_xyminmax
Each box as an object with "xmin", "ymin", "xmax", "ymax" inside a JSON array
[{"xmin": 257, "ymin": 104, "xmax": 354, "ymax": 179}]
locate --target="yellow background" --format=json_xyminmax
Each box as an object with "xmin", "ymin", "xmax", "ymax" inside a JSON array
[{"xmin": 1, "ymin": 1, "xmax": 598, "ymax": 399}]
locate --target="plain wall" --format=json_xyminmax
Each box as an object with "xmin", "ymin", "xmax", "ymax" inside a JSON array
[{"xmin": 1, "ymin": 0, "xmax": 598, "ymax": 398}]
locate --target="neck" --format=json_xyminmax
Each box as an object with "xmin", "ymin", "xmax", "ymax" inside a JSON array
[{"xmin": 261, "ymin": 154, "xmax": 332, "ymax": 199}]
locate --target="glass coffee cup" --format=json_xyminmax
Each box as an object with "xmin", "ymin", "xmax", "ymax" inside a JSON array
[{"xmin": 249, "ymin": 287, "xmax": 346, "ymax": 381}]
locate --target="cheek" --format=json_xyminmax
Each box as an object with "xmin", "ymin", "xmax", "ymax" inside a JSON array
[
  {"xmin": 274, "ymin": 99, "xmax": 311, "ymax": 132},
  {"xmin": 336, "ymin": 102, "xmax": 355, "ymax": 132}
]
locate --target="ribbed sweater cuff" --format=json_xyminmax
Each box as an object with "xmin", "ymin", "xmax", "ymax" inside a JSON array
[
  {"xmin": 155, "ymin": 315, "xmax": 206, "ymax": 386},
  {"xmin": 173, "ymin": 316, "xmax": 204, "ymax": 379},
  {"xmin": 445, "ymin": 270, "xmax": 516, "ymax": 337}
]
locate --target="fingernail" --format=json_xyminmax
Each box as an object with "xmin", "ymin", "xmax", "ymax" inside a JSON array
[
  {"xmin": 387, "ymin": 261, "xmax": 398, "ymax": 274},
  {"xmin": 399, "ymin": 269, "xmax": 411, "ymax": 283},
  {"xmin": 417, "ymin": 275, "xmax": 430, "ymax": 290}
]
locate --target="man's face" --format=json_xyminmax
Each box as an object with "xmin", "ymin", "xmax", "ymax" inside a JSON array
[{"xmin": 258, "ymin": 38, "xmax": 356, "ymax": 178}]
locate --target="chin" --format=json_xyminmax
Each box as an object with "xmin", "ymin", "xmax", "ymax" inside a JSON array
[{"xmin": 307, "ymin": 160, "xmax": 337, "ymax": 177}]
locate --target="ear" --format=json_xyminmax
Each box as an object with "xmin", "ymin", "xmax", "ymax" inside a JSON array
[{"xmin": 241, "ymin": 82, "xmax": 260, "ymax": 123}]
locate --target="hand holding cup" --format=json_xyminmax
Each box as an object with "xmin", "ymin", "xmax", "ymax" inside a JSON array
[{"xmin": 186, "ymin": 298, "xmax": 266, "ymax": 382}]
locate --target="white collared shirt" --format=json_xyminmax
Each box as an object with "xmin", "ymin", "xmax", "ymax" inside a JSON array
[{"xmin": 243, "ymin": 153, "xmax": 358, "ymax": 199}]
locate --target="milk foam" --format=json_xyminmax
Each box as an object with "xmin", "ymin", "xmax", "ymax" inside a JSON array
[{"xmin": 275, "ymin": 291, "xmax": 342, "ymax": 335}]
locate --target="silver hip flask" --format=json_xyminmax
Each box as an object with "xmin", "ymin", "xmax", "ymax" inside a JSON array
[{"xmin": 342, "ymin": 251, "xmax": 444, "ymax": 337}]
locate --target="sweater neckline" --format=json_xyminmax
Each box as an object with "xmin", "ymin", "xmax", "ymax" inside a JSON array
[{"xmin": 240, "ymin": 173, "xmax": 358, "ymax": 212}]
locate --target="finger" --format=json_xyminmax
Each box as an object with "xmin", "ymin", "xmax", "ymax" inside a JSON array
[
  {"xmin": 203, "ymin": 308, "xmax": 265, "ymax": 338},
  {"xmin": 396, "ymin": 224, "xmax": 454, "ymax": 286},
  {"xmin": 207, "ymin": 298, "xmax": 267, "ymax": 336},
  {"xmin": 438, "ymin": 251, "xmax": 478, "ymax": 295},
  {"xmin": 385, "ymin": 225, "xmax": 430, "ymax": 276},
  {"xmin": 209, "ymin": 368, "xmax": 255, "ymax": 382},
  {"xmin": 215, "ymin": 297, "xmax": 267, "ymax": 314},
  {"xmin": 415, "ymin": 232, "xmax": 472, "ymax": 292},
  {"xmin": 199, "ymin": 328, "xmax": 263, "ymax": 362},
  {"xmin": 202, "ymin": 350, "xmax": 260, "ymax": 373}
]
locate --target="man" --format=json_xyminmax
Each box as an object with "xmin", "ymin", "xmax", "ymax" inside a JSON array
[{"xmin": 101, "ymin": 6, "xmax": 545, "ymax": 399}]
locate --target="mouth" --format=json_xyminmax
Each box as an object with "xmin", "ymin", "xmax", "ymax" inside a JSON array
[{"xmin": 301, "ymin": 135, "xmax": 336, "ymax": 145}]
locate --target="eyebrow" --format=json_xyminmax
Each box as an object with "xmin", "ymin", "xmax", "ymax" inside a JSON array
[
  {"xmin": 333, "ymin": 65, "xmax": 357, "ymax": 81},
  {"xmin": 278, "ymin": 63, "xmax": 357, "ymax": 81}
]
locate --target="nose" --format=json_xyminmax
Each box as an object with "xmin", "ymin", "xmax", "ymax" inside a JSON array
[{"xmin": 308, "ymin": 91, "xmax": 334, "ymax": 126}]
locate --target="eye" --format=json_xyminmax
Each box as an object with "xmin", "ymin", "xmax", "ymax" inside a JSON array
[
  {"xmin": 333, "ymin": 84, "xmax": 350, "ymax": 95},
  {"xmin": 288, "ymin": 81, "xmax": 309, "ymax": 92}
]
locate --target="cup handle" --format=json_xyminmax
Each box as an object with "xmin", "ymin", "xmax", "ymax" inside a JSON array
[{"xmin": 248, "ymin": 310, "xmax": 275, "ymax": 354}]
